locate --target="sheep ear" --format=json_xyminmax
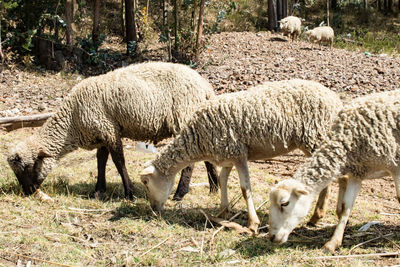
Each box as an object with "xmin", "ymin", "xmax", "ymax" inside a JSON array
[
  {"xmin": 294, "ymin": 188, "xmax": 308, "ymax": 196},
  {"xmin": 38, "ymin": 148, "xmax": 52, "ymax": 159},
  {"xmin": 141, "ymin": 165, "xmax": 156, "ymax": 176}
]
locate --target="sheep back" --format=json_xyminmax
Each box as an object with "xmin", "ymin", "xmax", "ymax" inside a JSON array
[
  {"xmin": 42, "ymin": 62, "xmax": 215, "ymax": 149},
  {"xmin": 154, "ymin": 79, "xmax": 342, "ymax": 172}
]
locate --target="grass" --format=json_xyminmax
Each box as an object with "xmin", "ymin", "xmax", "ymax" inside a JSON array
[{"xmin": 1, "ymin": 129, "xmax": 400, "ymax": 266}]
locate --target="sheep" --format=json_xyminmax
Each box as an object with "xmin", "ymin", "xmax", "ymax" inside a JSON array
[
  {"xmin": 7, "ymin": 61, "xmax": 219, "ymax": 200},
  {"xmin": 268, "ymin": 90, "xmax": 400, "ymax": 252},
  {"xmin": 305, "ymin": 26, "xmax": 334, "ymax": 49},
  {"xmin": 140, "ymin": 79, "xmax": 343, "ymax": 233},
  {"xmin": 279, "ymin": 16, "xmax": 302, "ymax": 41}
]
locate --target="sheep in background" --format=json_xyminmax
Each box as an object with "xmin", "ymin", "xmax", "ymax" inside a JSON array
[
  {"xmin": 305, "ymin": 26, "xmax": 334, "ymax": 49},
  {"xmin": 7, "ymin": 62, "xmax": 218, "ymax": 200},
  {"xmin": 269, "ymin": 90, "xmax": 400, "ymax": 252},
  {"xmin": 140, "ymin": 79, "xmax": 342, "ymax": 233},
  {"xmin": 280, "ymin": 16, "xmax": 302, "ymax": 41}
]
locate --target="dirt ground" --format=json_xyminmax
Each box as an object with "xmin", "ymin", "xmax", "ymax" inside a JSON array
[{"xmin": 1, "ymin": 32, "xmax": 400, "ymax": 265}]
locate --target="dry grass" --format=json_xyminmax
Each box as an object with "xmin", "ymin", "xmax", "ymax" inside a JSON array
[{"xmin": 1, "ymin": 129, "xmax": 400, "ymax": 266}]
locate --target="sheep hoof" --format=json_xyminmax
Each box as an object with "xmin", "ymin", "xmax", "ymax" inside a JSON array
[
  {"xmin": 172, "ymin": 193, "xmax": 184, "ymax": 201},
  {"xmin": 125, "ymin": 190, "xmax": 136, "ymax": 201},
  {"xmin": 248, "ymin": 221, "xmax": 260, "ymax": 235},
  {"xmin": 322, "ymin": 240, "xmax": 338, "ymax": 253},
  {"xmin": 35, "ymin": 189, "xmax": 54, "ymax": 203},
  {"xmin": 307, "ymin": 215, "xmax": 322, "ymax": 226},
  {"xmin": 93, "ymin": 190, "xmax": 106, "ymax": 200}
]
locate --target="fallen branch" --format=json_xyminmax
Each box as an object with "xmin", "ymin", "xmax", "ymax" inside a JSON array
[
  {"xmin": 0, "ymin": 113, "xmax": 54, "ymax": 132},
  {"xmin": 204, "ymin": 211, "xmax": 252, "ymax": 235},
  {"xmin": 349, "ymin": 233, "xmax": 393, "ymax": 253},
  {"xmin": 310, "ymin": 252, "xmax": 399, "ymax": 260}
]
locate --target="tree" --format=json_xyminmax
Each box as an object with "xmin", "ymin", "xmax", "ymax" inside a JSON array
[
  {"xmin": 125, "ymin": 0, "xmax": 138, "ymax": 54},
  {"xmin": 195, "ymin": 0, "xmax": 206, "ymax": 60},
  {"xmin": 65, "ymin": 0, "xmax": 76, "ymax": 46},
  {"xmin": 268, "ymin": 0, "xmax": 278, "ymax": 31},
  {"xmin": 92, "ymin": 0, "xmax": 100, "ymax": 49}
]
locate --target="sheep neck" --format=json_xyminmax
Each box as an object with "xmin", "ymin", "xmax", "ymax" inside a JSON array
[
  {"xmin": 294, "ymin": 140, "xmax": 348, "ymax": 196},
  {"xmin": 38, "ymin": 103, "xmax": 77, "ymax": 159},
  {"xmin": 153, "ymin": 130, "xmax": 203, "ymax": 177}
]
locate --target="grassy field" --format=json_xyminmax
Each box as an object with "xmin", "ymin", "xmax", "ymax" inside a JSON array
[{"xmin": 1, "ymin": 128, "xmax": 400, "ymax": 266}]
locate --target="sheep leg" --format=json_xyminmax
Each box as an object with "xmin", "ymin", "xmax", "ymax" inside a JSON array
[
  {"xmin": 308, "ymin": 185, "xmax": 331, "ymax": 226},
  {"xmin": 109, "ymin": 144, "xmax": 135, "ymax": 200},
  {"xmin": 172, "ymin": 164, "xmax": 194, "ymax": 201},
  {"xmin": 219, "ymin": 166, "xmax": 232, "ymax": 219},
  {"xmin": 205, "ymin": 161, "xmax": 219, "ymax": 193},
  {"xmin": 323, "ymin": 178, "xmax": 361, "ymax": 253},
  {"xmin": 94, "ymin": 146, "xmax": 109, "ymax": 199},
  {"xmin": 336, "ymin": 176, "xmax": 348, "ymax": 218},
  {"xmin": 235, "ymin": 159, "xmax": 260, "ymax": 234}
]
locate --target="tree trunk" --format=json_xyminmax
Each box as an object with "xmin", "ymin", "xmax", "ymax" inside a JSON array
[
  {"xmin": 327, "ymin": 0, "xmax": 330, "ymax": 26},
  {"xmin": 388, "ymin": 0, "xmax": 393, "ymax": 11},
  {"xmin": 121, "ymin": 0, "xmax": 125, "ymax": 39},
  {"xmin": 125, "ymin": 0, "xmax": 138, "ymax": 53},
  {"xmin": 65, "ymin": 0, "xmax": 76, "ymax": 46},
  {"xmin": 0, "ymin": 21, "xmax": 4, "ymax": 64},
  {"xmin": 195, "ymin": 0, "xmax": 206, "ymax": 60},
  {"xmin": 331, "ymin": 0, "xmax": 338, "ymax": 10},
  {"xmin": 282, "ymin": 0, "xmax": 288, "ymax": 18},
  {"xmin": 277, "ymin": 0, "xmax": 282, "ymax": 22},
  {"xmin": 92, "ymin": 0, "xmax": 101, "ymax": 49},
  {"xmin": 173, "ymin": 0, "xmax": 179, "ymax": 52},
  {"xmin": 268, "ymin": 0, "xmax": 278, "ymax": 31}
]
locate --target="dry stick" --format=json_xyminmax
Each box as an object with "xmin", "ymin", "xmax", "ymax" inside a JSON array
[
  {"xmin": 349, "ymin": 233, "xmax": 394, "ymax": 253},
  {"xmin": 4, "ymin": 252, "xmax": 71, "ymax": 267},
  {"xmin": 207, "ymin": 214, "xmax": 253, "ymax": 235},
  {"xmin": 0, "ymin": 113, "xmax": 54, "ymax": 132},
  {"xmin": 216, "ymin": 193, "xmax": 242, "ymax": 217},
  {"xmin": 310, "ymin": 252, "xmax": 399, "ymax": 260},
  {"xmin": 199, "ymin": 209, "xmax": 215, "ymax": 229},
  {"xmin": 373, "ymin": 226, "xmax": 400, "ymax": 250},
  {"xmin": 140, "ymin": 236, "xmax": 170, "ymax": 257}
]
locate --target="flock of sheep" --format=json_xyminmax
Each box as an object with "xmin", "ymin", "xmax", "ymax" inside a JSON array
[
  {"xmin": 280, "ymin": 15, "xmax": 335, "ymax": 49},
  {"xmin": 6, "ymin": 27, "xmax": 400, "ymax": 254}
]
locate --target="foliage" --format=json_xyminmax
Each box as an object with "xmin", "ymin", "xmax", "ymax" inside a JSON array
[{"xmin": 76, "ymin": 34, "xmax": 116, "ymax": 70}]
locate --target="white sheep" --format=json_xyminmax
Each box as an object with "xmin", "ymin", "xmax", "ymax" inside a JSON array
[
  {"xmin": 305, "ymin": 26, "xmax": 334, "ymax": 49},
  {"xmin": 7, "ymin": 62, "xmax": 218, "ymax": 199},
  {"xmin": 279, "ymin": 16, "xmax": 302, "ymax": 41},
  {"xmin": 269, "ymin": 90, "xmax": 400, "ymax": 252},
  {"xmin": 140, "ymin": 79, "xmax": 342, "ymax": 233}
]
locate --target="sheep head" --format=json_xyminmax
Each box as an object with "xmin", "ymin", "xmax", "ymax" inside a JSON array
[
  {"xmin": 7, "ymin": 137, "xmax": 53, "ymax": 195},
  {"xmin": 140, "ymin": 164, "xmax": 175, "ymax": 212},
  {"xmin": 305, "ymin": 30, "xmax": 316, "ymax": 41},
  {"xmin": 268, "ymin": 179, "xmax": 313, "ymax": 244}
]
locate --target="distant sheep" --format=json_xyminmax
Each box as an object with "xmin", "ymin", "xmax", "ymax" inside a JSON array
[
  {"xmin": 140, "ymin": 79, "xmax": 342, "ymax": 233},
  {"xmin": 7, "ymin": 62, "xmax": 218, "ymax": 200},
  {"xmin": 305, "ymin": 26, "xmax": 334, "ymax": 49},
  {"xmin": 280, "ymin": 16, "xmax": 302, "ymax": 41},
  {"xmin": 269, "ymin": 90, "xmax": 400, "ymax": 252}
]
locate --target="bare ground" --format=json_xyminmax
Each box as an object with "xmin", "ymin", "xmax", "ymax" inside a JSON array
[{"xmin": 0, "ymin": 32, "xmax": 400, "ymax": 266}]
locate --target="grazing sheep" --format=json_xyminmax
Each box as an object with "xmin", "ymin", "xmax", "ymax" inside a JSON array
[
  {"xmin": 305, "ymin": 26, "xmax": 334, "ymax": 49},
  {"xmin": 280, "ymin": 16, "xmax": 302, "ymax": 41},
  {"xmin": 140, "ymin": 79, "xmax": 342, "ymax": 233},
  {"xmin": 269, "ymin": 90, "xmax": 400, "ymax": 252},
  {"xmin": 7, "ymin": 62, "xmax": 218, "ymax": 200}
]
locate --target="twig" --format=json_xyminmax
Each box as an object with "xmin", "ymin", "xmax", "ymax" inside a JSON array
[
  {"xmin": 3, "ymin": 251, "xmax": 71, "ymax": 267},
  {"xmin": 139, "ymin": 236, "xmax": 170, "ymax": 257},
  {"xmin": 349, "ymin": 233, "xmax": 394, "ymax": 253},
  {"xmin": 199, "ymin": 209, "xmax": 215, "ymax": 229},
  {"xmin": 310, "ymin": 252, "xmax": 399, "ymax": 260},
  {"xmin": 256, "ymin": 199, "xmax": 269, "ymax": 211},
  {"xmin": 68, "ymin": 207, "xmax": 112, "ymax": 212},
  {"xmin": 373, "ymin": 226, "xmax": 400, "ymax": 250}
]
